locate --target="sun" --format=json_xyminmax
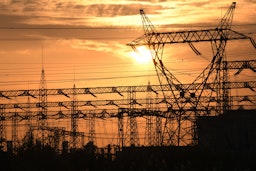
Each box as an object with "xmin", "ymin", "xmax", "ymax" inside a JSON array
[{"xmin": 129, "ymin": 46, "xmax": 152, "ymax": 64}]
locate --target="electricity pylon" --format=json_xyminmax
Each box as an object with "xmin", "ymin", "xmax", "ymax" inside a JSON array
[
  {"xmin": 71, "ymin": 84, "xmax": 79, "ymax": 148},
  {"xmin": 38, "ymin": 68, "xmax": 48, "ymax": 145},
  {"xmin": 127, "ymin": 2, "xmax": 256, "ymax": 146}
]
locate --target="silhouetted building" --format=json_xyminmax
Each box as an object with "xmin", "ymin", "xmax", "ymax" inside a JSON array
[{"xmin": 197, "ymin": 110, "xmax": 256, "ymax": 151}]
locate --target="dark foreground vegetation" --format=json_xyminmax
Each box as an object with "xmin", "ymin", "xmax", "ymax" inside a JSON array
[{"xmin": 1, "ymin": 143, "xmax": 256, "ymax": 171}]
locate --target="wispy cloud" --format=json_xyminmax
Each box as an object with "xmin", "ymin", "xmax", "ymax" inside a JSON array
[
  {"xmin": 0, "ymin": 1, "xmax": 254, "ymax": 41},
  {"xmin": 70, "ymin": 39, "xmax": 116, "ymax": 51},
  {"xmin": 1, "ymin": 0, "xmax": 254, "ymax": 28}
]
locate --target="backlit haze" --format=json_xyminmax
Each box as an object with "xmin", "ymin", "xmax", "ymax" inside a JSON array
[{"xmin": 0, "ymin": 0, "xmax": 255, "ymax": 90}]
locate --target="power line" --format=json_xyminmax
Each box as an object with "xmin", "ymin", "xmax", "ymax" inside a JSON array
[
  {"xmin": 0, "ymin": 74, "xmax": 158, "ymax": 87},
  {"xmin": 0, "ymin": 37, "xmax": 137, "ymax": 41},
  {"xmin": 0, "ymin": 23, "xmax": 255, "ymax": 30}
]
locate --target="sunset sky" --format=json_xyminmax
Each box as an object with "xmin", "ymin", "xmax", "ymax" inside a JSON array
[{"xmin": 0, "ymin": 0, "xmax": 255, "ymax": 90}]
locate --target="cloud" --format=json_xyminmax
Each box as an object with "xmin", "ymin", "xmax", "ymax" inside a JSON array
[
  {"xmin": 0, "ymin": 1, "xmax": 163, "ymax": 25},
  {"xmin": 0, "ymin": 0, "xmax": 254, "ymax": 40},
  {"xmin": 70, "ymin": 39, "xmax": 114, "ymax": 51},
  {"xmin": 244, "ymin": 0, "xmax": 256, "ymax": 3}
]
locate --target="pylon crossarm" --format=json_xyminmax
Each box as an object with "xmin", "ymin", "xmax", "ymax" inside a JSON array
[
  {"xmin": 1, "ymin": 79, "xmax": 256, "ymax": 99},
  {"xmin": 1, "ymin": 89, "xmax": 256, "ymax": 110},
  {"xmin": 223, "ymin": 60, "xmax": 256, "ymax": 69},
  {"xmin": 227, "ymin": 30, "xmax": 256, "ymax": 45},
  {"xmin": 127, "ymin": 29, "xmax": 252, "ymax": 47}
]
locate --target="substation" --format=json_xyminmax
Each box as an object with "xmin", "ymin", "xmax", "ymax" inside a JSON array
[{"xmin": 0, "ymin": 2, "xmax": 256, "ymax": 159}]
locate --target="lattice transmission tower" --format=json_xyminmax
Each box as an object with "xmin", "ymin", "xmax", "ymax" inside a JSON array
[
  {"xmin": 127, "ymin": 2, "xmax": 256, "ymax": 146},
  {"xmin": 38, "ymin": 67, "xmax": 48, "ymax": 145}
]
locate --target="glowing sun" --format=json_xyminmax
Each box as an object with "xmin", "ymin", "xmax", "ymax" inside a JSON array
[{"xmin": 129, "ymin": 46, "xmax": 152, "ymax": 64}]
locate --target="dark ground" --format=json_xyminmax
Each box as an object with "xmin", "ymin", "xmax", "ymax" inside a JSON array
[{"xmin": 1, "ymin": 144, "xmax": 256, "ymax": 171}]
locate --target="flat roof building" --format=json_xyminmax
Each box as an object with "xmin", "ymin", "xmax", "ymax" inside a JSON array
[{"xmin": 197, "ymin": 110, "xmax": 256, "ymax": 152}]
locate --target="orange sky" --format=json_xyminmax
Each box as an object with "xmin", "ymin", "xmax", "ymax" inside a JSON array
[
  {"xmin": 0, "ymin": 0, "xmax": 255, "ymax": 148},
  {"xmin": 0, "ymin": 0, "xmax": 255, "ymax": 90}
]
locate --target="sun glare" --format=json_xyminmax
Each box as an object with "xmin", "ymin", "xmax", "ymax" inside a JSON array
[{"xmin": 129, "ymin": 46, "xmax": 152, "ymax": 64}]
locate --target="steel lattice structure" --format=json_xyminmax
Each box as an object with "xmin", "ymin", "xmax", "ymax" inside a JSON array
[
  {"xmin": 127, "ymin": 2, "xmax": 256, "ymax": 146},
  {"xmin": 0, "ymin": 2, "xmax": 255, "ymax": 152},
  {"xmin": 1, "ymin": 80, "xmax": 256, "ymax": 151}
]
